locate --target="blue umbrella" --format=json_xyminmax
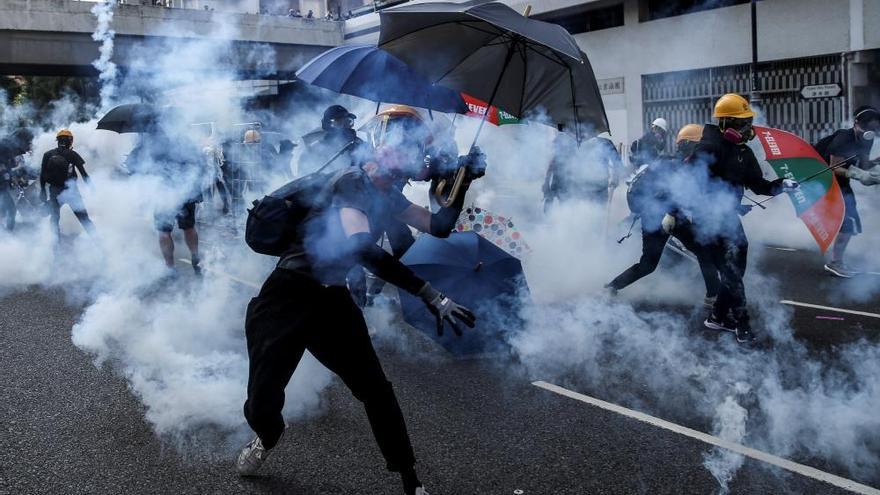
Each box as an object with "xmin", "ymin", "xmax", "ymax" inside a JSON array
[
  {"xmin": 295, "ymin": 44, "xmax": 468, "ymax": 114},
  {"xmin": 398, "ymin": 231, "xmax": 528, "ymax": 356}
]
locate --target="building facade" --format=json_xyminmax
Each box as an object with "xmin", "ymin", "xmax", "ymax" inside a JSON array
[{"xmin": 344, "ymin": 0, "xmax": 880, "ymax": 151}]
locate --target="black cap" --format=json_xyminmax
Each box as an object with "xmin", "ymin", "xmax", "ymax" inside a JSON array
[
  {"xmin": 323, "ymin": 105, "xmax": 355, "ymax": 123},
  {"xmin": 854, "ymin": 105, "xmax": 880, "ymax": 124}
]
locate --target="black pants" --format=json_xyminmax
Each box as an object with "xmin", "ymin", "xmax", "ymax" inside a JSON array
[
  {"xmin": 48, "ymin": 185, "xmax": 94, "ymax": 235},
  {"xmin": 244, "ymin": 268, "xmax": 416, "ymax": 472},
  {"xmin": 707, "ymin": 220, "xmax": 749, "ymax": 324},
  {"xmin": 608, "ymin": 222, "xmax": 720, "ymax": 298},
  {"xmin": 0, "ymin": 187, "xmax": 15, "ymax": 231}
]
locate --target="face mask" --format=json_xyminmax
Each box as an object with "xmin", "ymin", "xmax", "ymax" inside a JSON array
[{"xmin": 722, "ymin": 125, "xmax": 755, "ymax": 144}]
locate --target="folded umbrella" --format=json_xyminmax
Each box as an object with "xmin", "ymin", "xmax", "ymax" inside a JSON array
[
  {"xmin": 399, "ymin": 231, "xmax": 528, "ymax": 356},
  {"xmin": 295, "ymin": 44, "xmax": 468, "ymax": 114}
]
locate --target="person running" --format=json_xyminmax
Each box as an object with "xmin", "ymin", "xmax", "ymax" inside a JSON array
[
  {"xmin": 815, "ymin": 105, "xmax": 880, "ymax": 277},
  {"xmin": 629, "ymin": 117, "xmax": 669, "ymax": 169},
  {"xmin": 236, "ymin": 109, "xmax": 485, "ymax": 495},
  {"xmin": 605, "ymin": 124, "xmax": 719, "ymax": 304},
  {"xmin": 39, "ymin": 129, "xmax": 96, "ymax": 236},
  {"xmin": 0, "ymin": 129, "xmax": 34, "ymax": 231},
  {"xmin": 690, "ymin": 94, "xmax": 799, "ymax": 344}
]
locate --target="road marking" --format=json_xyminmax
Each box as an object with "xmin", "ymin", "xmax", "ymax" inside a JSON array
[
  {"xmin": 780, "ymin": 300, "xmax": 880, "ymax": 319},
  {"xmin": 532, "ymin": 381, "xmax": 880, "ymax": 495},
  {"xmin": 768, "ymin": 246, "xmax": 798, "ymax": 252},
  {"xmin": 178, "ymin": 259, "xmax": 260, "ymax": 289}
]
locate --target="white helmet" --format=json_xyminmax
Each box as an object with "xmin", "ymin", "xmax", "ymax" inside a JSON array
[{"xmin": 651, "ymin": 118, "xmax": 668, "ymax": 132}]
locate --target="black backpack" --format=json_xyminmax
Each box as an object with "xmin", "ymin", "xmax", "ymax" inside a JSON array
[
  {"xmin": 44, "ymin": 152, "xmax": 71, "ymax": 187},
  {"xmin": 245, "ymin": 169, "xmax": 346, "ymax": 256}
]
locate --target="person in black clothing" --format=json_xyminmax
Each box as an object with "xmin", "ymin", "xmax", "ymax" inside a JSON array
[
  {"xmin": 606, "ymin": 124, "xmax": 720, "ymax": 304},
  {"xmin": 689, "ymin": 94, "xmax": 799, "ymax": 344},
  {"xmin": 629, "ymin": 117, "xmax": 668, "ymax": 169},
  {"xmin": 298, "ymin": 104, "xmax": 365, "ymax": 176},
  {"xmin": 236, "ymin": 109, "xmax": 485, "ymax": 495},
  {"xmin": 815, "ymin": 105, "xmax": 880, "ymax": 277},
  {"xmin": 0, "ymin": 129, "xmax": 34, "ymax": 231},
  {"xmin": 542, "ymin": 127, "xmax": 623, "ymax": 209},
  {"xmin": 40, "ymin": 129, "xmax": 96, "ymax": 236}
]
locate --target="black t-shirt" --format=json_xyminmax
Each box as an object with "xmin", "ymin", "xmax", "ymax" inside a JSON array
[
  {"xmin": 41, "ymin": 147, "xmax": 86, "ymax": 185},
  {"xmin": 822, "ymin": 128, "xmax": 873, "ymax": 193},
  {"xmin": 282, "ymin": 167, "xmax": 412, "ymax": 286}
]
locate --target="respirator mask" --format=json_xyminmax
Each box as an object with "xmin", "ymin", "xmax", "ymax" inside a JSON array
[{"xmin": 721, "ymin": 118, "xmax": 755, "ymax": 144}]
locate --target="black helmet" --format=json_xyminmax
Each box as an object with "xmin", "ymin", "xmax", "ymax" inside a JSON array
[{"xmin": 322, "ymin": 105, "xmax": 356, "ymax": 131}]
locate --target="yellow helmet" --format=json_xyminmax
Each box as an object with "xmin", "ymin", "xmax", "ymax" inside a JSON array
[
  {"xmin": 676, "ymin": 124, "xmax": 704, "ymax": 144},
  {"xmin": 243, "ymin": 129, "xmax": 261, "ymax": 143},
  {"xmin": 375, "ymin": 104, "xmax": 424, "ymax": 122},
  {"xmin": 713, "ymin": 93, "xmax": 755, "ymax": 119},
  {"xmin": 365, "ymin": 104, "xmax": 432, "ymax": 149},
  {"xmin": 56, "ymin": 129, "xmax": 74, "ymax": 139}
]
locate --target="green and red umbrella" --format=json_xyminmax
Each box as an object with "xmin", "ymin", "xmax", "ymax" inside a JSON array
[
  {"xmin": 753, "ymin": 126, "xmax": 845, "ymax": 253},
  {"xmin": 461, "ymin": 93, "xmax": 520, "ymax": 126}
]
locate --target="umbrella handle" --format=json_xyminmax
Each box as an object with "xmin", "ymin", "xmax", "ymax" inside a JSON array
[{"xmin": 433, "ymin": 167, "xmax": 467, "ymax": 208}]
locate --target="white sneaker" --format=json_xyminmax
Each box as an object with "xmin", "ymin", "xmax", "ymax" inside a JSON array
[
  {"xmin": 236, "ymin": 436, "xmax": 270, "ymax": 476},
  {"xmin": 412, "ymin": 487, "xmax": 430, "ymax": 495},
  {"xmin": 824, "ymin": 261, "xmax": 856, "ymax": 278}
]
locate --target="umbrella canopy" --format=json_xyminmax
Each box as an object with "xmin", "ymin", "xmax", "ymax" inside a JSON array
[
  {"xmin": 295, "ymin": 44, "xmax": 469, "ymax": 114},
  {"xmin": 399, "ymin": 231, "xmax": 528, "ymax": 356},
  {"xmin": 456, "ymin": 205, "xmax": 530, "ymax": 258},
  {"xmin": 378, "ymin": 1, "xmax": 608, "ymax": 142},
  {"xmin": 96, "ymin": 103, "xmax": 160, "ymax": 134},
  {"xmin": 752, "ymin": 126, "xmax": 845, "ymax": 253}
]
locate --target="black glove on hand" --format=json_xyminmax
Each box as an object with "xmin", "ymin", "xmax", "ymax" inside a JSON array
[
  {"xmin": 417, "ymin": 283, "xmax": 476, "ymax": 337},
  {"xmin": 459, "ymin": 146, "xmax": 487, "ymax": 180}
]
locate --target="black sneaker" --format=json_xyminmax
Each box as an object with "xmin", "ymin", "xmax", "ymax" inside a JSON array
[
  {"xmin": 704, "ymin": 313, "xmax": 736, "ymax": 333},
  {"xmin": 736, "ymin": 325, "xmax": 757, "ymax": 344}
]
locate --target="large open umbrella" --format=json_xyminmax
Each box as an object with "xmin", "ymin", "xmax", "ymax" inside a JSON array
[
  {"xmin": 378, "ymin": 1, "xmax": 608, "ymax": 144},
  {"xmin": 96, "ymin": 103, "xmax": 159, "ymax": 134},
  {"xmin": 295, "ymin": 44, "xmax": 468, "ymax": 115},
  {"xmin": 398, "ymin": 231, "xmax": 528, "ymax": 356},
  {"xmin": 752, "ymin": 126, "xmax": 845, "ymax": 253}
]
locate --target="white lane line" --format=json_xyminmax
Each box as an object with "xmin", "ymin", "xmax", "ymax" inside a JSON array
[
  {"xmin": 532, "ymin": 381, "xmax": 880, "ymax": 495},
  {"xmin": 780, "ymin": 300, "xmax": 880, "ymax": 319},
  {"xmin": 178, "ymin": 259, "xmax": 260, "ymax": 289},
  {"xmin": 768, "ymin": 246, "xmax": 798, "ymax": 252}
]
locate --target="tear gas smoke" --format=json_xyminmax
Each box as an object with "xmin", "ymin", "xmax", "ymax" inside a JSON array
[
  {"xmin": 90, "ymin": 1, "xmax": 117, "ymax": 110},
  {"xmin": 0, "ymin": 7, "xmax": 877, "ymax": 490}
]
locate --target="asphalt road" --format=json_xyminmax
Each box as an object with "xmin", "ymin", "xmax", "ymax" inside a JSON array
[{"xmin": 1, "ymin": 242, "xmax": 877, "ymax": 495}]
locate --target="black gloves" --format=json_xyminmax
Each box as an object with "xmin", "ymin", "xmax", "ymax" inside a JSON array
[
  {"xmin": 417, "ymin": 283, "xmax": 476, "ymax": 337},
  {"xmin": 458, "ymin": 146, "xmax": 487, "ymax": 181}
]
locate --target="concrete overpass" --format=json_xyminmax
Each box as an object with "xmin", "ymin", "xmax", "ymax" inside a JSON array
[{"xmin": 0, "ymin": 0, "xmax": 344, "ymax": 78}]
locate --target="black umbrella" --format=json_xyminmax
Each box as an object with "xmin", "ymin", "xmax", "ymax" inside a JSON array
[
  {"xmin": 398, "ymin": 232, "xmax": 528, "ymax": 356},
  {"xmin": 378, "ymin": 1, "xmax": 608, "ymax": 145},
  {"xmin": 96, "ymin": 103, "xmax": 159, "ymax": 134},
  {"xmin": 295, "ymin": 44, "xmax": 468, "ymax": 114}
]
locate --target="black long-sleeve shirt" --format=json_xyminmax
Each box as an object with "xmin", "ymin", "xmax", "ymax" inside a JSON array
[{"xmin": 40, "ymin": 147, "xmax": 88, "ymax": 193}]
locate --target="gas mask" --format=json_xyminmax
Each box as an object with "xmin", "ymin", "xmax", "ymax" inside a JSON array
[
  {"xmin": 721, "ymin": 119, "xmax": 755, "ymax": 144},
  {"xmin": 862, "ymin": 130, "xmax": 876, "ymax": 141}
]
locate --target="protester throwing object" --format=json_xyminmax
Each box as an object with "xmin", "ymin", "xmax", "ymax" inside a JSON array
[{"xmin": 238, "ymin": 106, "xmax": 485, "ymax": 495}]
